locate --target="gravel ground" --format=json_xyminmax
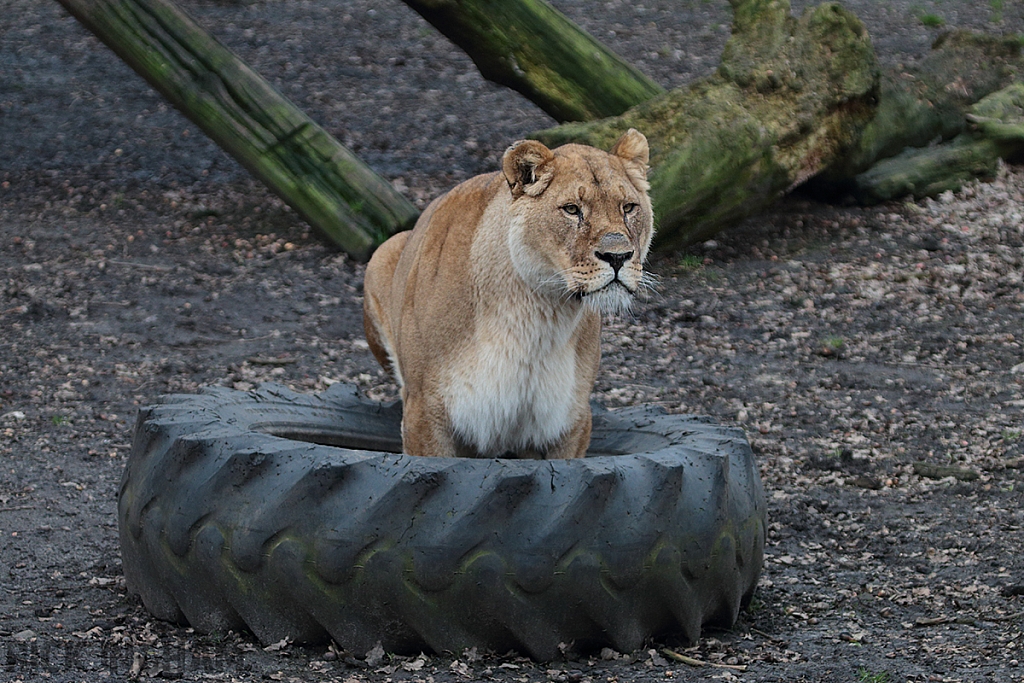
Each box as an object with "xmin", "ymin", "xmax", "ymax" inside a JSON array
[{"xmin": 2, "ymin": 0, "xmax": 1024, "ymax": 681}]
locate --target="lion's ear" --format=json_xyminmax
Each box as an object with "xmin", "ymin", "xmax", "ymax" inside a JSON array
[
  {"xmin": 502, "ymin": 139, "xmax": 555, "ymax": 198},
  {"xmin": 610, "ymin": 128, "xmax": 649, "ymax": 173},
  {"xmin": 610, "ymin": 128, "xmax": 650, "ymax": 190}
]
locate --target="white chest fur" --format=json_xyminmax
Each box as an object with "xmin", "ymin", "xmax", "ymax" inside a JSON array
[{"xmin": 443, "ymin": 304, "xmax": 583, "ymax": 457}]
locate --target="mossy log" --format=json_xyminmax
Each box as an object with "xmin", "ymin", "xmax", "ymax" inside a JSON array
[
  {"xmin": 401, "ymin": 0, "xmax": 664, "ymax": 122},
  {"xmin": 535, "ymin": 0, "xmax": 879, "ymax": 249},
  {"xmin": 850, "ymin": 83, "xmax": 1024, "ymax": 203},
  {"xmin": 850, "ymin": 135, "xmax": 1007, "ymax": 204},
  {"xmin": 969, "ymin": 82, "xmax": 1024, "ymax": 141},
  {"xmin": 58, "ymin": 0, "xmax": 419, "ymax": 260},
  {"xmin": 811, "ymin": 31, "xmax": 1024, "ymax": 193},
  {"xmin": 64, "ymin": 0, "xmax": 1024, "ymax": 255}
]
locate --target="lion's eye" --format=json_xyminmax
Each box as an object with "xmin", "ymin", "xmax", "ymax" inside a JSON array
[
  {"xmin": 561, "ymin": 203, "xmax": 582, "ymax": 217},
  {"xmin": 623, "ymin": 203, "xmax": 638, "ymax": 215}
]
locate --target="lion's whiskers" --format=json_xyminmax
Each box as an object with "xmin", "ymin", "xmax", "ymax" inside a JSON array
[
  {"xmin": 638, "ymin": 271, "xmax": 661, "ymax": 298},
  {"xmin": 531, "ymin": 268, "xmax": 583, "ymax": 304}
]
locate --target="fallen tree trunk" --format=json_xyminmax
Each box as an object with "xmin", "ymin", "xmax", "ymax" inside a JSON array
[
  {"xmin": 64, "ymin": 0, "xmax": 1024, "ymax": 256},
  {"xmin": 809, "ymin": 31, "xmax": 1024, "ymax": 197},
  {"xmin": 850, "ymin": 82, "xmax": 1024, "ymax": 203},
  {"xmin": 850, "ymin": 135, "xmax": 1008, "ymax": 204},
  {"xmin": 534, "ymin": 20, "xmax": 1024, "ymax": 246},
  {"xmin": 58, "ymin": 0, "xmax": 419, "ymax": 260},
  {"xmin": 401, "ymin": 0, "xmax": 664, "ymax": 122},
  {"xmin": 422, "ymin": 0, "xmax": 1024, "ymax": 246},
  {"xmin": 535, "ymin": 0, "xmax": 879, "ymax": 249}
]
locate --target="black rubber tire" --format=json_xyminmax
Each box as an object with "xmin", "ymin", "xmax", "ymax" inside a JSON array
[{"xmin": 119, "ymin": 382, "xmax": 766, "ymax": 660}]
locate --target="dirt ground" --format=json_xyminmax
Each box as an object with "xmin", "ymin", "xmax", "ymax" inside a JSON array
[{"xmin": 3, "ymin": 0, "xmax": 1024, "ymax": 681}]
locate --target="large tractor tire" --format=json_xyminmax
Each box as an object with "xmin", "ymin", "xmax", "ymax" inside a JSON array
[{"xmin": 119, "ymin": 383, "xmax": 766, "ymax": 660}]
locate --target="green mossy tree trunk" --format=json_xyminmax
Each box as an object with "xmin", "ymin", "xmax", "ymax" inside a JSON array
[
  {"xmin": 63, "ymin": 0, "xmax": 1024, "ymax": 255},
  {"xmin": 401, "ymin": 0, "xmax": 664, "ymax": 122},
  {"xmin": 58, "ymin": 0, "xmax": 419, "ymax": 260},
  {"xmin": 810, "ymin": 31, "xmax": 1024, "ymax": 197},
  {"xmin": 535, "ymin": 0, "xmax": 879, "ymax": 249},
  {"xmin": 849, "ymin": 82, "xmax": 1024, "ymax": 203}
]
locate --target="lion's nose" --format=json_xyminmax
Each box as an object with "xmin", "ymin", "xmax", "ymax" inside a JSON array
[
  {"xmin": 595, "ymin": 249, "xmax": 634, "ymax": 273},
  {"xmin": 596, "ymin": 232, "xmax": 634, "ymax": 274}
]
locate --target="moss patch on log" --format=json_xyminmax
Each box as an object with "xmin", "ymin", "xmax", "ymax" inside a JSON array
[{"xmin": 969, "ymin": 82, "xmax": 1024, "ymax": 141}]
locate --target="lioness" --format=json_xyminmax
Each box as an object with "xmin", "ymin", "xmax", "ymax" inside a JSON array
[{"xmin": 363, "ymin": 129, "xmax": 654, "ymax": 459}]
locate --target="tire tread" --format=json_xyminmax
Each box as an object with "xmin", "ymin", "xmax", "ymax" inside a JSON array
[{"xmin": 119, "ymin": 383, "xmax": 765, "ymax": 659}]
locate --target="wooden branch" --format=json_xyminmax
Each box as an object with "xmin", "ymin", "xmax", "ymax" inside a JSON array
[
  {"xmin": 57, "ymin": 0, "xmax": 419, "ymax": 260},
  {"xmin": 912, "ymin": 461, "xmax": 982, "ymax": 482},
  {"xmin": 401, "ymin": 0, "xmax": 664, "ymax": 122},
  {"xmin": 660, "ymin": 648, "xmax": 748, "ymax": 671}
]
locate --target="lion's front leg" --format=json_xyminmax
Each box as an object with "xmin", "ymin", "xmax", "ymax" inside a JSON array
[
  {"xmin": 400, "ymin": 390, "xmax": 461, "ymax": 458},
  {"xmin": 542, "ymin": 409, "xmax": 592, "ymax": 459}
]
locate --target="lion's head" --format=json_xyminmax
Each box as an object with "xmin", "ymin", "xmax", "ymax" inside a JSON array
[{"xmin": 501, "ymin": 129, "xmax": 654, "ymax": 315}]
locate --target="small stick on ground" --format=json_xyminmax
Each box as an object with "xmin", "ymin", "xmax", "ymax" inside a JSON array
[
  {"xmin": 982, "ymin": 610, "xmax": 1024, "ymax": 622},
  {"xmin": 660, "ymin": 648, "xmax": 748, "ymax": 671}
]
